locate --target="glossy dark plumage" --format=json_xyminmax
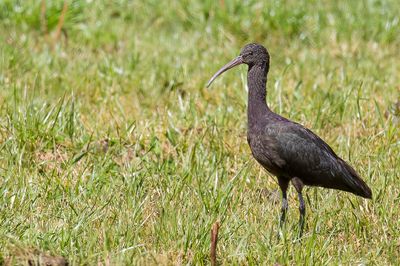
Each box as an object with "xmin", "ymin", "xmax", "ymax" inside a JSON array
[{"xmin": 207, "ymin": 43, "xmax": 372, "ymax": 236}]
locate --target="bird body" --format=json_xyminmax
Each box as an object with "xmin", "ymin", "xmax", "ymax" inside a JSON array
[
  {"xmin": 247, "ymin": 117, "xmax": 371, "ymax": 197},
  {"xmin": 207, "ymin": 43, "xmax": 372, "ymax": 235}
]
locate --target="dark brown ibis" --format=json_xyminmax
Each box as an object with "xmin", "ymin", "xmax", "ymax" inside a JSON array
[{"xmin": 207, "ymin": 43, "xmax": 372, "ymax": 236}]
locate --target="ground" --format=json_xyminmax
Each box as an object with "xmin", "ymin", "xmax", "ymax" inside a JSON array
[{"xmin": 0, "ymin": 0, "xmax": 399, "ymax": 265}]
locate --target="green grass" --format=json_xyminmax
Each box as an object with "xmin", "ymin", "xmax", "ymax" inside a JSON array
[{"xmin": 0, "ymin": 0, "xmax": 399, "ymax": 264}]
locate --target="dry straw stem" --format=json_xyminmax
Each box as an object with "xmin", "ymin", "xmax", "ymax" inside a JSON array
[
  {"xmin": 211, "ymin": 221, "xmax": 220, "ymax": 266},
  {"xmin": 53, "ymin": 0, "xmax": 68, "ymax": 46},
  {"xmin": 40, "ymin": 0, "xmax": 47, "ymax": 37}
]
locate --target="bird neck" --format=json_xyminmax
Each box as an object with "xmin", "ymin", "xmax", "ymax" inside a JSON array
[{"xmin": 247, "ymin": 62, "xmax": 270, "ymax": 129}]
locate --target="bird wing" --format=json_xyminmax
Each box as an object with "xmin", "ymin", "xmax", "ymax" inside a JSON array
[
  {"xmin": 254, "ymin": 121, "xmax": 333, "ymax": 178},
  {"xmin": 274, "ymin": 122, "xmax": 340, "ymax": 177},
  {"xmin": 260, "ymin": 121, "xmax": 371, "ymax": 197}
]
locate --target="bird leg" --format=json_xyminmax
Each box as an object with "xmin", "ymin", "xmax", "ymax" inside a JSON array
[
  {"xmin": 291, "ymin": 177, "xmax": 305, "ymax": 238},
  {"xmin": 277, "ymin": 177, "xmax": 289, "ymax": 228},
  {"xmin": 298, "ymin": 191, "xmax": 306, "ymax": 238},
  {"xmin": 280, "ymin": 190, "xmax": 288, "ymax": 227}
]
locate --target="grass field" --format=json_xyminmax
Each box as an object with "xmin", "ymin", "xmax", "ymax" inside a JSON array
[{"xmin": 0, "ymin": 0, "xmax": 399, "ymax": 265}]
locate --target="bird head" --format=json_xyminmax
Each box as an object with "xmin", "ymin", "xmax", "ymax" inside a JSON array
[
  {"xmin": 239, "ymin": 43, "xmax": 270, "ymax": 66},
  {"xmin": 207, "ymin": 43, "xmax": 270, "ymax": 87}
]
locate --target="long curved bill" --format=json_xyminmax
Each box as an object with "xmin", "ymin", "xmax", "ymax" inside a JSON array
[{"xmin": 206, "ymin": 56, "xmax": 244, "ymax": 88}]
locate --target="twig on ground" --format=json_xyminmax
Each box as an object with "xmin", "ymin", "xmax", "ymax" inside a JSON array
[{"xmin": 211, "ymin": 221, "xmax": 220, "ymax": 266}]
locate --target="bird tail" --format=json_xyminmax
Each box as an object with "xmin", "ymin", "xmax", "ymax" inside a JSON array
[{"xmin": 340, "ymin": 159, "xmax": 372, "ymax": 199}]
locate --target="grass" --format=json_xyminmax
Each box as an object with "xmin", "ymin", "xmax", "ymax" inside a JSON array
[{"xmin": 0, "ymin": 0, "xmax": 399, "ymax": 264}]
